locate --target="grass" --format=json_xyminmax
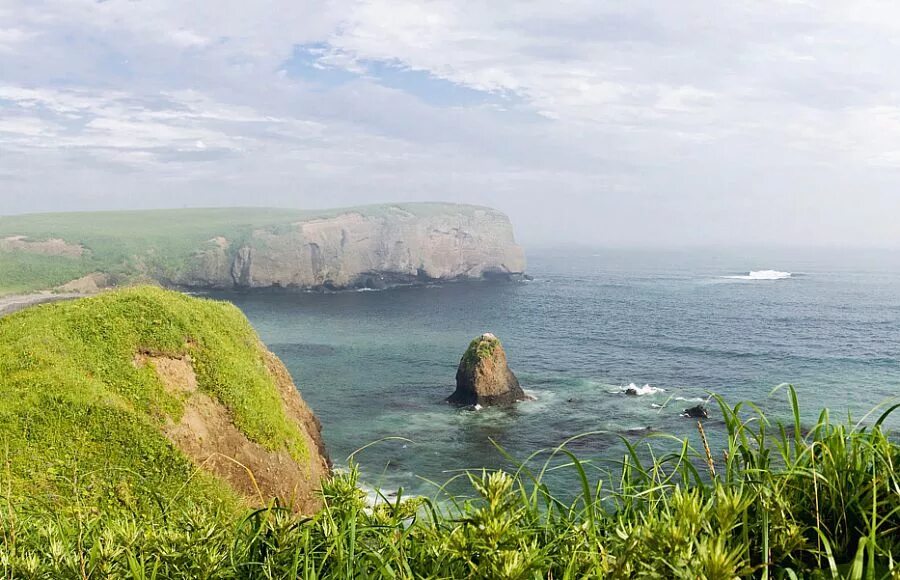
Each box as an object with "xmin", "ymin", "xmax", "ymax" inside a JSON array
[
  {"xmin": 462, "ymin": 334, "xmax": 501, "ymax": 369},
  {"xmin": 0, "ymin": 287, "xmax": 313, "ymax": 529},
  {"xmin": 0, "ymin": 253, "xmax": 93, "ymax": 295},
  {"xmin": 3, "ymin": 382, "xmax": 899, "ymax": 577},
  {"xmin": 0, "ymin": 203, "xmax": 495, "ymax": 295}
]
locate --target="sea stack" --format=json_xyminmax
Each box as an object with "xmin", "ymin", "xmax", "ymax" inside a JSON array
[{"xmin": 448, "ymin": 333, "xmax": 527, "ymax": 406}]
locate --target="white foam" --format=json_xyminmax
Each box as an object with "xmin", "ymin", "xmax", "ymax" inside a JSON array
[
  {"xmin": 722, "ymin": 270, "xmax": 792, "ymax": 280},
  {"xmin": 622, "ymin": 383, "xmax": 665, "ymax": 396},
  {"xmin": 675, "ymin": 396, "xmax": 708, "ymax": 403}
]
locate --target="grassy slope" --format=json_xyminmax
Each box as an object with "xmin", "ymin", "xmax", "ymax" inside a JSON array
[
  {"xmin": 0, "ymin": 253, "xmax": 94, "ymax": 295},
  {"xmin": 0, "ymin": 203, "xmax": 491, "ymax": 295},
  {"xmin": 0, "ymin": 287, "xmax": 312, "ymax": 523}
]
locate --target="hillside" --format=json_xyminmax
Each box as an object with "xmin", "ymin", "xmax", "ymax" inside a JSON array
[
  {"xmin": 0, "ymin": 203, "xmax": 527, "ymax": 295},
  {"xmin": 0, "ymin": 287, "xmax": 330, "ymax": 523}
]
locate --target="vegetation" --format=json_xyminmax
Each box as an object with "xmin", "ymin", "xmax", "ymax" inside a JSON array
[
  {"xmin": 462, "ymin": 334, "xmax": 501, "ymax": 369},
  {"xmin": 4, "ymin": 387, "xmax": 900, "ymax": 576},
  {"xmin": 0, "ymin": 286, "xmax": 312, "ymax": 528},
  {"xmin": 0, "ymin": 252, "xmax": 93, "ymax": 295},
  {"xmin": 0, "ymin": 204, "xmax": 493, "ymax": 295},
  {"xmin": 1, "ymin": 289, "xmax": 899, "ymax": 577}
]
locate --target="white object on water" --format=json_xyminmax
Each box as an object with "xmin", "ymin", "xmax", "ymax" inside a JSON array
[
  {"xmin": 722, "ymin": 270, "xmax": 792, "ymax": 280},
  {"xmin": 473, "ymin": 404, "xmax": 483, "ymax": 411},
  {"xmin": 623, "ymin": 383, "xmax": 665, "ymax": 396}
]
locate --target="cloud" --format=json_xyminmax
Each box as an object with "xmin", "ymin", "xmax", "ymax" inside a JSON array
[{"xmin": 1, "ymin": 0, "xmax": 900, "ymax": 246}]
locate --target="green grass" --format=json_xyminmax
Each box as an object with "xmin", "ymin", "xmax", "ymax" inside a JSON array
[
  {"xmin": 462, "ymin": 335, "xmax": 501, "ymax": 369},
  {"xmin": 0, "ymin": 287, "xmax": 313, "ymax": 528},
  {"xmin": 0, "ymin": 253, "xmax": 93, "ymax": 295},
  {"xmin": 0, "ymin": 203, "xmax": 494, "ymax": 295},
  {"xmin": 3, "ymin": 384, "xmax": 899, "ymax": 577}
]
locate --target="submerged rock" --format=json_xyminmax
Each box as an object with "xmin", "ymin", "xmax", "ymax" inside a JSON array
[
  {"xmin": 682, "ymin": 405, "xmax": 709, "ymax": 419},
  {"xmin": 447, "ymin": 333, "xmax": 527, "ymax": 406}
]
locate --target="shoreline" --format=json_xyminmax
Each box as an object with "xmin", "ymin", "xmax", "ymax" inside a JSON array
[{"xmin": 0, "ymin": 292, "xmax": 83, "ymax": 317}]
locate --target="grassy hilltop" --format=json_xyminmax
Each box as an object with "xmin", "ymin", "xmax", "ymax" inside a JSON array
[
  {"xmin": 0, "ymin": 203, "xmax": 491, "ymax": 295},
  {"xmin": 0, "ymin": 288, "xmax": 333, "ymax": 573}
]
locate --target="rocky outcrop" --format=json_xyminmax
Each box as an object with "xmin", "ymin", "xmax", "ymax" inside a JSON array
[
  {"xmin": 135, "ymin": 344, "xmax": 330, "ymax": 513},
  {"xmin": 176, "ymin": 204, "xmax": 526, "ymax": 290},
  {"xmin": 683, "ymin": 405, "xmax": 709, "ymax": 419},
  {"xmin": 448, "ymin": 333, "xmax": 527, "ymax": 406},
  {"xmin": 56, "ymin": 273, "xmax": 109, "ymax": 294}
]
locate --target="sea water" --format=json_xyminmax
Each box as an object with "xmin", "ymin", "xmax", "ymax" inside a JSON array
[{"xmin": 206, "ymin": 247, "xmax": 900, "ymax": 498}]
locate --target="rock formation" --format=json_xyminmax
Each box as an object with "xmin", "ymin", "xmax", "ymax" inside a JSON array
[
  {"xmin": 139, "ymin": 348, "xmax": 331, "ymax": 513},
  {"xmin": 683, "ymin": 405, "xmax": 709, "ymax": 419},
  {"xmin": 177, "ymin": 204, "xmax": 526, "ymax": 290},
  {"xmin": 448, "ymin": 333, "xmax": 527, "ymax": 406}
]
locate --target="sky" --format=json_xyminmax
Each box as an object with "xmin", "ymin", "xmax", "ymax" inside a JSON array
[{"xmin": 1, "ymin": 1, "xmax": 900, "ymax": 247}]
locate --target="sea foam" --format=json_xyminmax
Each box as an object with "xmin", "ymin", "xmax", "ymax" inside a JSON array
[
  {"xmin": 723, "ymin": 270, "xmax": 792, "ymax": 281},
  {"xmin": 622, "ymin": 383, "xmax": 665, "ymax": 396}
]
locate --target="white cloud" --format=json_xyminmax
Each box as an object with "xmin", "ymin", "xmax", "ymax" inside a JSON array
[
  {"xmin": 2, "ymin": 0, "xmax": 900, "ymax": 246},
  {"xmin": 0, "ymin": 27, "xmax": 35, "ymax": 52}
]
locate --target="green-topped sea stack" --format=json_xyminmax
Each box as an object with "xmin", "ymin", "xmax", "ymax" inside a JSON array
[{"xmin": 448, "ymin": 333, "xmax": 526, "ymax": 406}]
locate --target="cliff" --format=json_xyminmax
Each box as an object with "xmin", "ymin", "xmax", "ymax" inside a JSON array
[
  {"xmin": 177, "ymin": 204, "xmax": 525, "ymax": 289},
  {"xmin": 0, "ymin": 287, "xmax": 330, "ymax": 516},
  {"xmin": 0, "ymin": 203, "xmax": 526, "ymax": 294}
]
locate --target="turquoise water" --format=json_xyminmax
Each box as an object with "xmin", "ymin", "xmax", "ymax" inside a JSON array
[{"xmin": 207, "ymin": 247, "xmax": 900, "ymax": 497}]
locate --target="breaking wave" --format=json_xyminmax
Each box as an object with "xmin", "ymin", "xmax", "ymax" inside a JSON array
[
  {"xmin": 621, "ymin": 383, "xmax": 665, "ymax": 396},
  {"xmin": 723, "ymin": 270, "xmax": 792, "ymax": 281}
]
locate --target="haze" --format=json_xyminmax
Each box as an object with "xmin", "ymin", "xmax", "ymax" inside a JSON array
[{"xmin": 2, "ymin": 1, "xmax": 900, "ymax": 247}]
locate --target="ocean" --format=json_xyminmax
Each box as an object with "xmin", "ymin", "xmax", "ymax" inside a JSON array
[{"xmin": 206, "ymin": 247, "xmax": 900, "ymax": 498}]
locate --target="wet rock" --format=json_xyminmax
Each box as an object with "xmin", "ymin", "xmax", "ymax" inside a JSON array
[{"xmin": 682, "ymin": 405, "xmax": 709, "ymax": 419}]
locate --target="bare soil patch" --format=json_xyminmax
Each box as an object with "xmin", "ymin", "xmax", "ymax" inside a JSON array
[
  {"xmin": 56, "ymin": 273, "xmax": 109, "ymax": 294},
  {"xmin": 137, "ymin": 351, "xmax": 330, "ymax": 514},
  {"xmin": 1, "ymin": 235, "xmax": 84, "ymax": 258}
]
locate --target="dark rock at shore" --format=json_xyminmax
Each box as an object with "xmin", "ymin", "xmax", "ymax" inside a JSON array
[
  {"xmin": 447, "ymin": 333, "xmax": 527, "ymax": 407},
  {"xmin": 682, "ymin": 405, "xmax": 709, "ymax": 419}
]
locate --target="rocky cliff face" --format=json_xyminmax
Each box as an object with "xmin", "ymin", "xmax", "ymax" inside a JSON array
[{"xmin": 176, "ymin": 205, "xmax": 526, "ymax": 290}]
